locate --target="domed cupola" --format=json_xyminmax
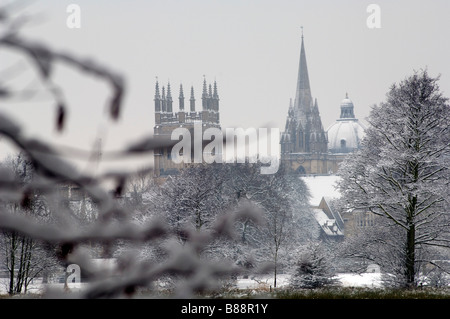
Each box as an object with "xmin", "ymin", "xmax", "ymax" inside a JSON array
[
  {"xmin": 339, "ymin": 93, "xmax": 355, "ymax": 119},
  {"xmin": 326, "ymin": 93, "xmax": 366, "ymax": 154}
]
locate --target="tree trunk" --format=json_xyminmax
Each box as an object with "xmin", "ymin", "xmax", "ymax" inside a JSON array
[
  {"xmin": 23, "ymin": 237, "xmax": 33, "ymax": 293},
  {"xmin": 273, "ymin": 249, "xmax": 278, "ymax": 288},
  {"xmin": 8, "ymin": 232, "xmax": 17, "ymax": 295},
  {"xmin": 405, "ymin": 224, "xmax": 416, "ymax": 287},
  {"xmin": 405, "ymin": 193, "xmax": 417, "ymax": 288}
]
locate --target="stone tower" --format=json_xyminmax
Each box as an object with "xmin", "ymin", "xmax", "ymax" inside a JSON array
[{"xmin": 153, "ymin": 77, "xmax": 221, "ymax": 177}]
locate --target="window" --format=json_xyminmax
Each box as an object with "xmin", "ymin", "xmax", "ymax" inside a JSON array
[{"xmin": 357, "ymin": 212, "xmax": 375, "ymax": 227}]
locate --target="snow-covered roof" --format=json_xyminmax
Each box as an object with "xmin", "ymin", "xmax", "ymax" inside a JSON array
[
  {"xmin": 313, "ymin": 208, "xmax": 343, "ymax": 236},
  {"xmin": 302, "ymin": 175, "xmax": 341, "ymax": 206}
]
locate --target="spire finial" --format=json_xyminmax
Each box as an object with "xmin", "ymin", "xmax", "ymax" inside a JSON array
[
  {"xmin": 346, "ymin": 92, "xmax": 348, "ymax": 99},
  {"xmin": 301, "ymin": 26, "xmax": 304, "ymax": 39}
]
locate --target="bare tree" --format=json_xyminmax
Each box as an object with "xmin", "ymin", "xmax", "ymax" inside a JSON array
[{"xmin": 0, "ymin": 154, "xmax": 59, "ymax": 294}]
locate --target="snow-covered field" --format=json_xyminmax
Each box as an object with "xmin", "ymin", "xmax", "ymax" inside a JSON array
[
  {"xmin": 235, "ymin": 273, "xmax": 382, "ymax": 290},
  {"xmin": 302, "ymin": 175, "xmax": 341, "ymax": 206},
  {"xmin": 0, "ymin": 272, "xmax": 382, "ymax": 296}
]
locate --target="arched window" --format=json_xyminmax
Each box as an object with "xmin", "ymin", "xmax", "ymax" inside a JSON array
[
  {"xmin": 296, "ymin": 165, "xmax": 306, "ymax": 174},
  {"xmin": 340, "ymin": 139, "xmax": 346, "ymax": 149}
]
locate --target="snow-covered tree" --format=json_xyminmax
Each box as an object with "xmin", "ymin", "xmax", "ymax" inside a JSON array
[
  {"xmin": 224, "ymin": 163, "xmax": 318, "ymax": 288},
  {"xmin": 154, "ymin": 163, "xmax": 229, "ymax": 239},
  {"xmin": 338, "ymin": 70, "xmax": 450, "ymax": 287},
  {"xmin": 290, "ymin": 242, "xmax": 339, "ymax": 289},
  {"xmin": 149, "ymin": 162, "xmax": 317, "ymax": 289},
  {"xmin": 0, "ymin": 154, "xmax": 59, "ymax": 294}
]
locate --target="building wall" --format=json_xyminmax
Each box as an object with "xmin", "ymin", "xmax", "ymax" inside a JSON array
[
  {"xmin": 341, "ymin": 209, "xmax": 378, "ymax": 238},
  {"xmin": 281, "ymin": 153, "xmax": 347, "ymax": 175}
]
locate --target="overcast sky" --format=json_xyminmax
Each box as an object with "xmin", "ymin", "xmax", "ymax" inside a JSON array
[{"xmin": 1, "ymin": 0, "xmax": 449, "ymax": 171}]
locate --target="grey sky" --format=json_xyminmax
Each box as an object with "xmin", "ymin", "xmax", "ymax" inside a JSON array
[{"xmin": 1, "ymin": 0, "xmax": 449, "ymax": 171}]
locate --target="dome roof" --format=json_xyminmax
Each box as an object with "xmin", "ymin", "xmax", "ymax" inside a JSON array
[
  {"xmin": 326, "ymin": 119, "xmax": 366, "ymax": 153},
  {"xmin": 340, "ymin": 97, "xmax": 354, "ymax": 109}
]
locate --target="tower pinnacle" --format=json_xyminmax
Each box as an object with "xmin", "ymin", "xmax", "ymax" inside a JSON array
[
  {"xmin": 190, "ymin": 86, "xmax": 196, "ymax": 112},
  {"xmin": 166, "ymin": 82, "xmax": 173, "ymax": 113},
  {"xmin": 179, "ymin": 84, "xmax": 185, "ymax": 111}
]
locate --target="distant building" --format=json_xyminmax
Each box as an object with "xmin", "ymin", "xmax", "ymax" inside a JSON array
[
  {"xmin": 280, "ymin": 32, "xmax": 329, "ymax": 174},
  {"xmin": 303, "ymin": 175, "xmax": 376, "ymax": 240},
  {"xmin": 150, "ymin": 32, "xmax": 372, "ymax": 239},
  {"xmin": 280, "ymin": 32, "xmax": 366, "ymax": 174},
  {"xmin": 153, "ymin": 77, "xmax": 221, "ymax": 177},
  {"xmin": 313, "ymin": 197, "xmax": 344, "ymax": 241}
]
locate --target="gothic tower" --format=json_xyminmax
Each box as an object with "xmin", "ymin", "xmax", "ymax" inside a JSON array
[
  {"xmin": 154, "ymin": 77, "xmax": 221, "ymax": 177},
  {"xmin": 280, "ymin": 32, "xmax": 329, "ymax": 174}
]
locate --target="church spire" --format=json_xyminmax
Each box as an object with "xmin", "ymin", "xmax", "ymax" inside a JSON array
[{"xmin": 294, "ymin": 29, "xmax": 313, "ymax": 128}]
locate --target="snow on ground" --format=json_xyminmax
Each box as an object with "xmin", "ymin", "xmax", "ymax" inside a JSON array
[
  {"xmin": 0, "ymin": 277, "xmax": 46, "ymax": 295},
  {"xmin": 0, "ymin": 272, "xmax": 383, "ymax": 295},
  {"xmin": 302, "ymin": 175, "xmax": 341, "ymax": 206},
  {"xmin": 235, "ymin": 273, "xmax": 382, "ymax": 290},
  {"xmin": 335, "ymin": 273, "xmax": 382, "ymax": 288},
  {"xmin": 236, "ymin": 274, "xmax": 291, "ymax": 290}
]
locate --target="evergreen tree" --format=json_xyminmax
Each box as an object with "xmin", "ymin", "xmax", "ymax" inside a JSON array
[{"xmin": 290, "ymin": 243, "xmax": 338, "ymax": 289}]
